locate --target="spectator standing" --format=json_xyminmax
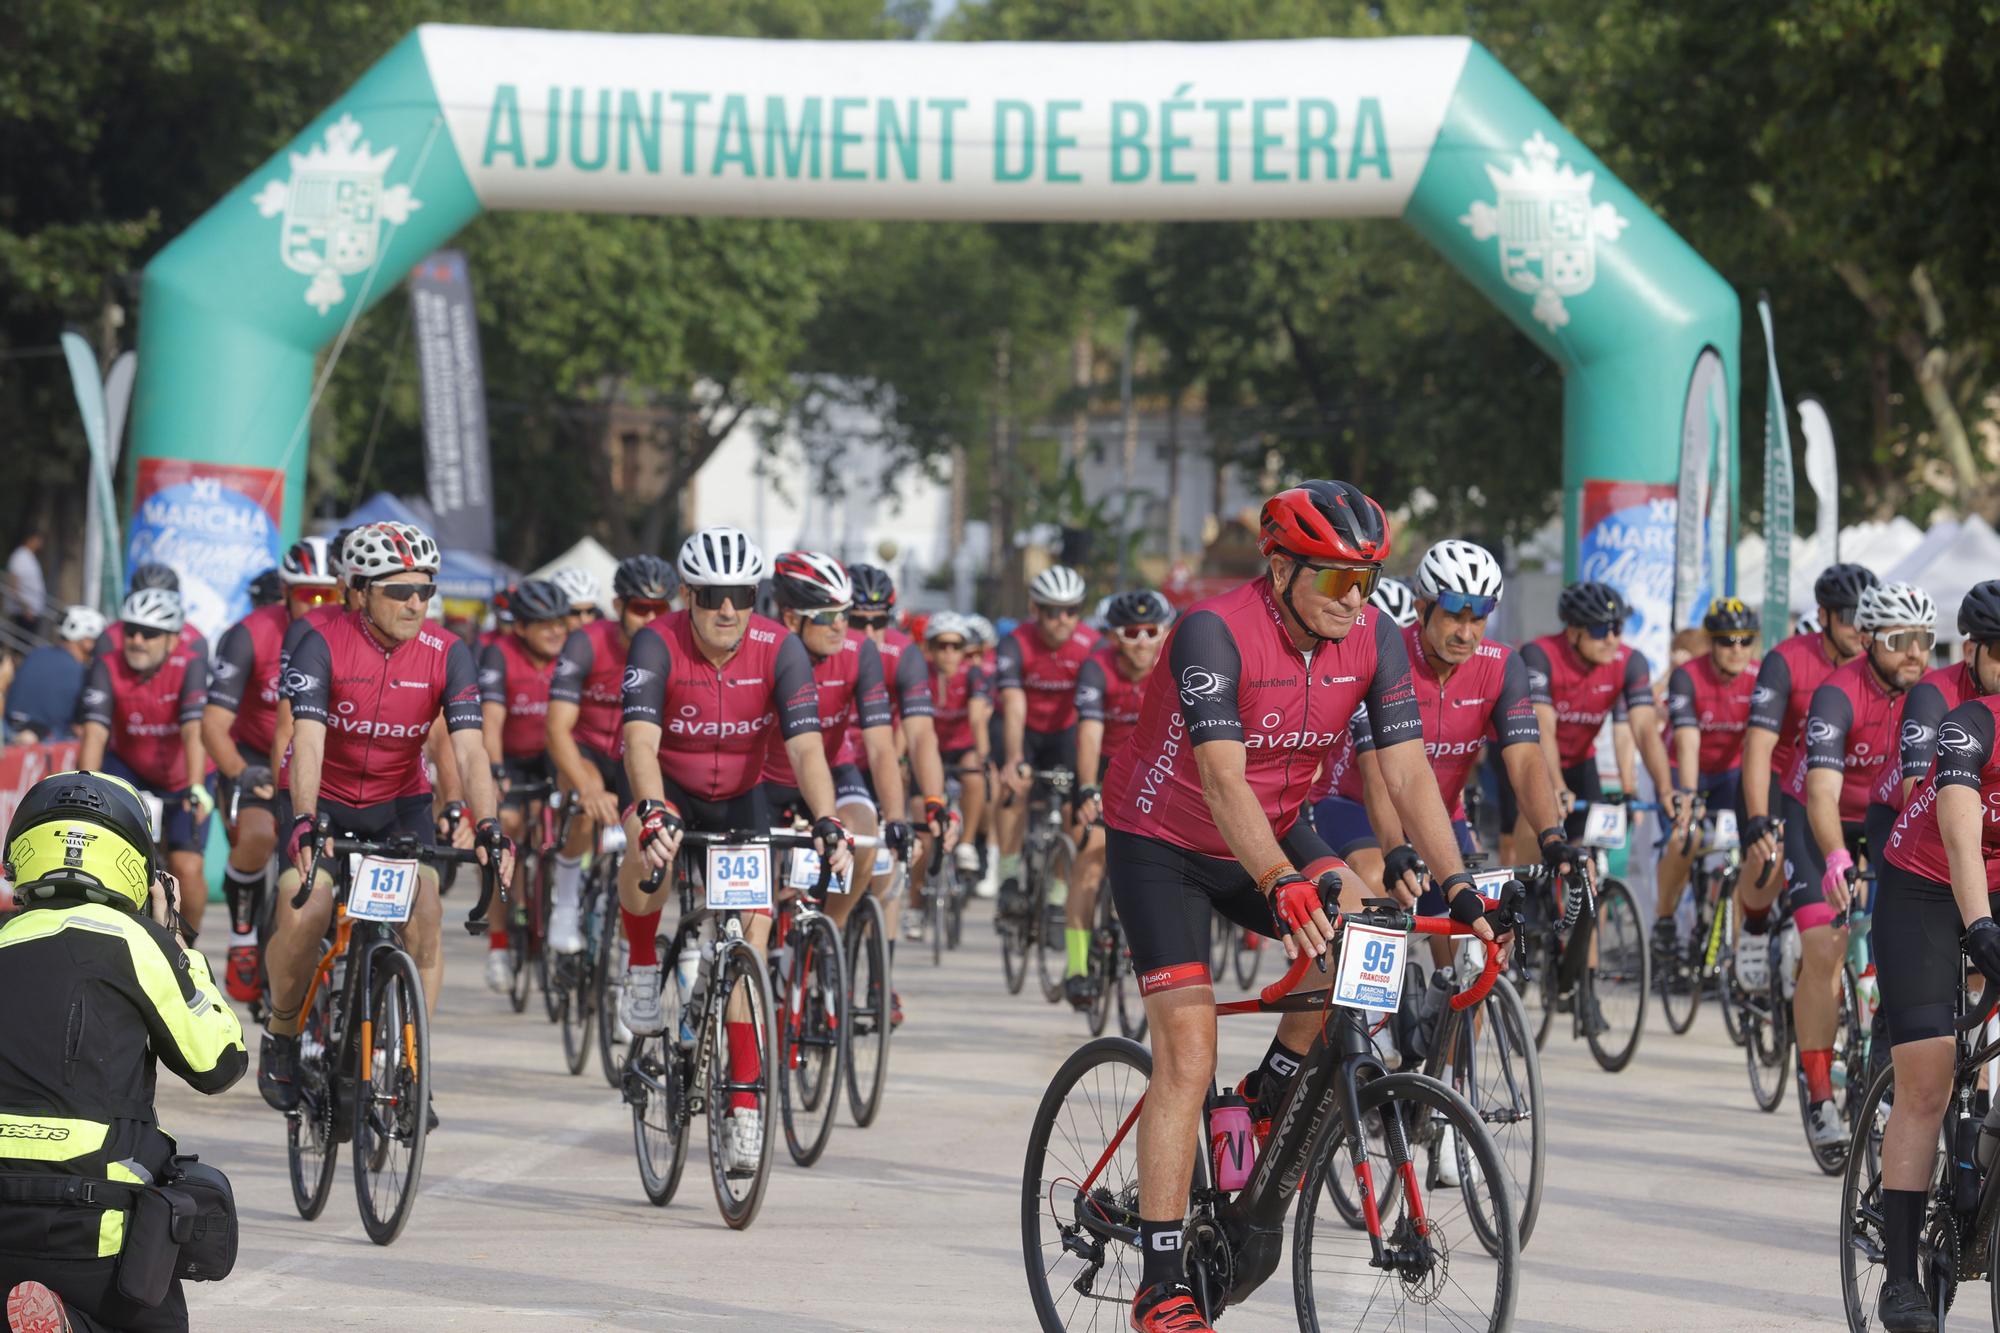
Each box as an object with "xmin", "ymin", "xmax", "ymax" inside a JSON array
[
  {"xmin": 3, "ymin": 532, "xmax": 47, "ymax": 639},
  {"xmin": 5, "ymin": 607, "xmax": 106, "ymax": 743}
]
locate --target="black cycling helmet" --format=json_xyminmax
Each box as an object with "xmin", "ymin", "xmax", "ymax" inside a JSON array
[
  {"xmin": 1960, "ymin": 580, "xmax": 2000, "ymax": 642},
  {"xmin": 1106, "ymin": 589, "xmax": 1174, "ymax": 627},
  {"xmin": 1813, "ymin": 563, "xmax": 1879, "ymax": 614},
  {"xmin": 1701, "ymin": 597, "xmax": 1759, "ymax": 635},
  {"xmin": 248, "ymin": 567, "xmax": 284, "ymax": 608},
  {"xmin": 128, "ymin": 562, "xmax": 179, "ymax": 593},
  {"xmin": 849, "ymin": 563, "xmax": 897, "ymax": 612},
  {"xmin": 1557, "ymin": 581, "xmax": 1629, "ymax": 629},
  {"xmin": 3, "ymin": 770, "xmax": 160, "ymax": 912},
  {"xmin": 510, "ymin": 578, "xmax": 572, "ymax": 624},
  {"xmin": 613, "ymin": 554, "xmax": 677, "ymax": 603}
]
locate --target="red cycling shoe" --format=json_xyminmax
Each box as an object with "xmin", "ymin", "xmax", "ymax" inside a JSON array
[
  {"xmin": 1130, "ymin": 1283, "xmax": 1214, "ymax": 1333},
  {"xmin": 6, "ymin": 1282, "xmax": 72, "ymax": 1333},
  {"xmin": 225, "ymin": 943, "xmax": 262, "ymax": 1005}
]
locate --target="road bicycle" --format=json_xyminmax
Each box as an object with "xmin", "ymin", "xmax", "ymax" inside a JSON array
[
  {"xmin": 1654, "ymin": 806, "xmax": 1743, "ymax": 1038},
  {"xmin": 1839, "ymin": 947, "xmax": 2000, "ymax": 1329},
  {"xmin": 1022, "ymin": 892, "xmax": 1522, "ymax": 1331},
  {"xmin": 997, "ymin": 766, "xmax": 1078, "ymax": 1000},
  {"xmin": 624, "ymin": 828, "xmax": 788, "ymax": 1229},
  {"xmin": 1083, "ymin": 854, "xmax": 1146, "ymax": 1042},
  {"xmin": 843, "ymin": 834, "xmax": 895, "ymax": 1128},
  {"xmin": 500, "ymin": 780, "xmax": 559, "ymax": 1019},
  {"xmin": 1497, "ymin": 842, "xmax": 1646, "ymax": 1072},
  {"xmin": 548, "ymin": 815, "xmax": 625, "ymax": 1081},
  {"xmin": 283, "ymin": 821, "xmax": 496, "ymax": 1246},
  {"xmin": 766, "ymin": 829, "xmax": 849, "ymax": 1168}
]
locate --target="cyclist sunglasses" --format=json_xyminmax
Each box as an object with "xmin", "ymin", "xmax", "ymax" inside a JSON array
[
  {"xmin": 623, "ymin": 598, "xmax": 671, "ymax": 617},
  {"xmin": 1036, "ymin": 604, "xmax": 1081, "ymax": 621},
  {"xmin": 930, "ymin": 637, "xmax": 967, "ymax": 651},
  {"xmin": 850, "ymin": 612, "xmax": 892, "ymax": 630},
  {"xmin": 373, "ymin": 581, "xmax": 437, "ymax": 603},
  {"xmin": 123, "ymin": 623, "xmax": 170, "ymax": 641},
  {"xmin": 1300, "ymin": 562, "xmax": 1381, "ymax": 600},
  {"xmin": 1878, "ymin": 627, "xmax": 1936, "ymax": 654},
  {"xmin": 799, "ymin": 606, "xmax": 850, "ymax": 627},
  {"xmin": 1116, "ymin": 624, "xmax": 1165, "ymax": 642},
  {"xmin": 691, "ymin": 584, "xmax": 757, "ymax": 610},
  {"xmin": 1583, "ymin": 622, "xmax": 1622, "ymax": 639},
  {"xmin": 290, "ymin": 587, "xmax": 337, "ymax": 608},
  {"xmin": 1713, "ymin": 633, "xmax": 1757, "ymax": 648},
  {"xmin": 1433, "ymin": 590, "xmax": 1498, "ymax": 619}
]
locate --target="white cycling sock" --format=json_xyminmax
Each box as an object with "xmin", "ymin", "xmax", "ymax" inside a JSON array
[{"xmin": 553, "ymin": 855, "xmax": 583, "ymax": 913}]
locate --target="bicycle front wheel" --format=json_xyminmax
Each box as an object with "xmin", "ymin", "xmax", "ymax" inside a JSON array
[
  {"xmin": 1446, "ymin": 972, "xmax": 1546, "ymax": 1249},
  {"xmin": 1656, "ymin": 891, "xmax": 1701, "ymax": 1036},
  {"xmin": 779, "ymin": 912, "xmax": 846, "ymax": 1168},
  {"xmin": 1585, "ymin": 879, "xmax": 1648, "ymax": 1072},
  {"xmin": 628, "ymin": 1030, "xmax": 689, "ymax": 1206},
  {"xmin": 706, "ymin": 937, "xmax": 775, "ymax": 1230},
  {"xmin": 1035, "ymin": 838, "xmax": 1075, "ymax": 1005},
  {"xmin": 352, "ymin": 947, "xmax": 430, "ymax": 1246},
  {"xmin": 1744, "ymin": 939, "xmax": 1790, "ymax": 1113},
  {"xmin": 1232, "ymin": 924, "xmax": 1262, "ymax": 990},
  {"xmin": 595, "ymin": 859, "xmax": 632, "ymax": 1089},
  {"xmin": 845, "ymin": 892, "xmax": 892, "ymax": 1127},
  {"xmin": 1086, "ymin": 887, "xmax": 1115, "ymax": 1037},
  {"xmin": 286, "ymin": 986, "xmax": 339, "ymax": 1220},
  {"xmin": 1294, "ymin": 1072, "xmax": 1517, "ymax": 1333}
]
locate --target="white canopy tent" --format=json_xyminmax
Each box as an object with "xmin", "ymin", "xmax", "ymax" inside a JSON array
[
  {"xmin": 1887, "ymin": 514, "xmax": 2000, "ymax": 644},
  {"xmin": 530, "ymin": 536, "xmax": 621, "ymax": 602},
  {"xmin": 1734, "ymin": 517, "xmax": 1927, "ymax": 618}
]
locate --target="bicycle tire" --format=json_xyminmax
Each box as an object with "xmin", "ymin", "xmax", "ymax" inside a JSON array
[
  {"xmin": 1717, "ymin": 899, "xmax": 1746, "ymax": 1048},
  {"xmin": 1294, "ymin": 1072, "xmax": 1518, "ymax": 1333},
  {"xmin": 597, "ymin": 912, "xmax": 636, "ymax": 1091},
  {"xmin": 1448, "ymin": 972, "xmax": 1546, "ymax": 1249},
  {"xmin": 506, "ymin": 863, "xmax": 533, "ymax": 1014},
  {"xmin": 537, "ymin": 853, "xmax": 560, "ymax": 1022},
  {"xmin": 1801, "ymin": 964, "xmax": 1860, "ymax": 1176},
  {"xmin": 845, "ymin": 893, "xmax": 893, "ymax": 1127},
  {"xmin": 352, "ymin": 947, "xmax": 430, "ymax": 1246},
  {"xmin": 1209, "ymin": 910, "xmax": 1233, "ymax": 984},
  {"xmin": 1035, "ymin": 837, "xmax": 1074, "ymax": 1005},
  {"xmin": 946, "ymin": 872, "xmax": 965, "ymax": 950},
  {"xmin": 286, "ymin": 985, "xmax": 339, "ymax": 1221},
  {"xmin": 1585, "ymin": 880, "xmax": 1648, "ymax": 1072},
  {"xmin": 930, "ymin": 863, "xmax": 949, "ymax": 968},
  {"xmin": 1000, "ymin": 899, "xmax": 1030, "ymax": 996},
  {"xmin": 1022, "ymin": 1036, "xmax": 1199, "ymax": 1332},
  {"xmin": 1086, "ymin": 888, "xmax": 1114, "ymax": 1038},
  {"xmin": 1838, "ymin": 1063, "xmax": 1943, "ymax": 1331},
  {"xmin": 706, "ymin": 936, "xmax": 775, "ymax": 1230},
  {"xmin": 560, "ymin": 871, "xmax": 603, "ymax": 1076},
  {"xmin": 1745, "ymin": 939, "xmax": 1790, "ymax": 1113},
  {"xmin": 628, "ymin": 1029, "xmax": 690, "ymax": 1206},
  {"xmin": 779, "ymin": 913, "xmax": 846, "ymax": 1168},
  {"xmin": 1656, "ymin": 888, "xmax": 1700, "ymax": 1036},
  {"xmin": 1232, "ymin": 924, "xmax": 1262, "ymax": 990}
]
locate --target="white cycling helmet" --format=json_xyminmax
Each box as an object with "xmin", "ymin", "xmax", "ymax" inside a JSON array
[
  {"xmin": 678, "ymin": 526, "xmax": 767, "ymax": 586},
  {"xmin": 1856, "ymin": 581, "xmax": 1938, "ymax": 632},
  {"xmin": 1368, "ymin": 578, "xmax": 1418, "ymax": 628},
  {"xmin": 1029, "ymin": 564, "xmax": 1086, "ymax": 607},
  {"xmin": 280, "ymin": 536, "xmax": 338, "ymax": 588},
  {"xmin": 964, "ymin": 613, "xmax": 996, "ymax": 647},
  {"xmin": 119, "ymin": 588, "xmax": 184, "ymax": 634},
  {"xmin": 925, "ymin": 610, "xmax": 972, "ymax": 644},
  {"xmin": 343, "ymin": 521, "xmax": 441, "ymax": 584},
  {"xmin": 1415, "ymin": 539, "xmax": 1504, "ymax": 605},
  {"xmin": 771, "ymin": 551, "xmax": 853, "ymax": 610},
  {"xmin": 551, "ymin": 566, "xmax": 603, "ymax": 609},
  {"xmin": 57, "ymin": 605, "xmax": 107, "ymax": 643}
]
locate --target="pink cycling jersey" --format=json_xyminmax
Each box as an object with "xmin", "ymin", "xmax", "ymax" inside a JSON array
[
  {"xmin": 1664, "ymin": 653, "xmax": 1757, "ymax": 773},
  {"xmin": 994, "ymin": 621, "xmax": 1100, "ymax": 734},
  {"xmin": 1075, "ymin": 642, "xmax": 1151, "ymax": 761},
  {"xmin": 1887, "ymin": 696, "xmax": 2000, "ymax": 891},
  {"xmin": 834, "ymin": 627, "xmax": 929, "ymax": 766},
  {"xmin": 98, "ymin": 622, "xmax": 207, "ymax": 665},
  {"xmin": 1103, "ymin": 577, "xmax": 1418, "ymax": 859},
  {"xmin": 932, "ymin": 662, "xmax": 991, "ymax": 753},
  {"xmin": 1310, "ymin": 623, "xmax": 1537, "ymax": 818},
  {"xmin": 763, "ymin": 632, "xmax": 892, "ymax": 784},
  {"xmin": 1748, "ymin": 632, "xmax": 1845, "ymax": 790},
  {"xmin": 206, "ymin": 602, "xmax": 288, "ymax": 758},
  {"xmin": 1519, "ymin": 634, "xmax": 1653, "ymax": 768},
  {"xmin": 79, "ymin": 642, "xmax": 208, "ymax": 790},
  {"xmin": 1785, "ymin": 655, "xmax": 1906, "ymax": 821},
  {"xmin": 478, "ymin": 633, "xmax": 560, "ymax": 759},
  {"xmin": 550, "ymin": 617, "xmax": 643, "ymax": 758},
  {"xmin": 621, "ymin": 610, "xmax": 821, "ymax": 802},
  {"xmin": 274, "ymin": 603, "xmax": 352, "ymax": 793},
  {"xmin": 283, "ymin": 611, "xmax": 482, "ymax": 808}
]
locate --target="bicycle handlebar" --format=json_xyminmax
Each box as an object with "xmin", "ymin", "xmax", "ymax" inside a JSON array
[
  {"xmin": 1257, "ymin": 906, "xmax": 1510, "ymax": 1012},
  {"xmin": 642, "ymin": 827, "xmax": 832, "ymax": 895},
  {"xmin": 291, "ymin": 820, "xmax": 499, "ymax": 935}
]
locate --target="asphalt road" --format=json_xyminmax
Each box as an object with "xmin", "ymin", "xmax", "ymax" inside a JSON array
[{"xmin": 161, "ymin": 902, "xmax": 1863, "ymax": 1331}]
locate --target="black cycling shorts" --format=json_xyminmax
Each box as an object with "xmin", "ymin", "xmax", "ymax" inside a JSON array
[
  {"xmin": 941, "ymin": 746, "xmax": 983, "ymax": 773},
  {"xmin": 578, "ymin": 743, "xmax": 633, "ymax": 811},
  {"xmin": 499, "ymin": 754, "xmax": 557, "ymax": 809},
  {"xmin": 1108, "ymin": 820, "xmax": 1341, "ymax": 994},
  {"xmin": 316, "ymin": 793, "xmax": 438, "ymax": 847},
  {"xmin": 832, "ymin": 761, "xmax": 875, "ymax": 812},
  {"xmin": 101, "ymin": 754, "xmax": 209, "ymax": 855},
  {"xmin": 1019, "ymin": 725, "xmax": 1078, "ymax": 776},
  {"xmin": 1783, "ymin": 801, "xmax": 1867, "ymax": 929},
  {"xmin": 1560, "ymin": 761, "xmax": 1603, "ymax": 842},
  {"xmin": 1874, "ymin": 859, "xmax": 1996, "ymax": 1046}
]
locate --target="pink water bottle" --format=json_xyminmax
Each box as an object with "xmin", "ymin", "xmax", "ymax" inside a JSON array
[{"xmin": 1208, "ymin": 1091, "xmax": 1256, "ymax": 1192}]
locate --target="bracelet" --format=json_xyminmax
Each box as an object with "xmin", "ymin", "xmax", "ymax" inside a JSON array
[
  {"xmin": 1439, "ymin": 871, "xmax": 1477, "ymax": 897},
  {"xmin": 1255, "ymin": 863, "xmax": 1292, "ymax": 897}
]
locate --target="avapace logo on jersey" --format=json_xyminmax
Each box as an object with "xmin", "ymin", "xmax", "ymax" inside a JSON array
[
  {"xmin": 1751, "ymin": 682, "xmax": 1777, "ymax": 708},
  {"xmin": 123, "ymin": 714, "xmax": 180, "ymax": 739},
  {"xmin": 667, "ymin": 713, "xmax": 773, "ymax": 741},
  {"xmin": 328, "ymin": 713, "xmax": 432, "ymax": 739},
  {"xmin": 1132, "ymin": 712, "xmax": 1187, "ymax": 814},
  {"xmin": 622, "ymin": 666, "xmax": 655, "ymax": 694},
  {"xmin": 1242, "ymin": 707, "xmax": 1342, "ymax": 752}
]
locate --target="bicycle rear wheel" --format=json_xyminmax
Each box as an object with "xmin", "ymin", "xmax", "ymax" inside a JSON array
[
  {"xmin": 1294, "ymin": 1072, "xmax": 1517, "ymax": 1332},
  {"xmin": 1585, "ymin": 879, "xmax": 1648, "ymax": 1072},
  {"xmin": 1035, "ymin": 838, "xmax": 1074, "ymax": 1005},
  {"xmin": 1000, "ymin": 902, "xmax": 1030, "ymax": 996},
  {"xmin": 286, "ymin": 985, "xmax": 339, "ymax": 1220},
  {"xmin": 779, "ymin": 913, "xmax": 846, "ymax": 1168},
  {"xmin": 352, "ymin": 947, "xmax": 430, "ymax": 1246},
  {"xmin": 1837, "ymin": 1063, "xmax": 1947, "ymax": 1331},
  {"xmin": 1743, "ymin": 937, "xmax": 1790, "ymax": 1112},
  {"xmin": 536, "ymin": 854, "xmax": 560, "ymax": 1022},
  {"xmin": 706, "ymin": 937, "xmax": 775, "ymax": 1230},
  {"xmin": 560, "ymin": 871, "xmax": 604, "ymax": 1075},
  {"xmin": 845, "ymin": 892, "xmax": 892, "ymax": 1127}
]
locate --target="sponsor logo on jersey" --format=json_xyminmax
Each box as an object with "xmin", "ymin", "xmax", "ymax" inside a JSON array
[
  {"xmin": 622, "ymin": 666, "xmax": 655, "ymax": 693},
  {"xmin": 283, "ymin": 669, "xmax": 320, "ymax": 695},
  {"xmin": 1903, "ymin": 721, "xmax": 1939, "ymax": 751},
  {"xmin": 1805, "ymin": 716, "xmax": 1839, "ymax": 746},
  {"xmin": 1940, "ymin": 721, "xmax": 1982, "ymax": 756},
  {"xmin": 1179, "ymin": 666, "xmax": 1231, "ymax": 704},
  {"xmin": 211, "ymin": 658, "xmax": 240, "ymax": 680}
]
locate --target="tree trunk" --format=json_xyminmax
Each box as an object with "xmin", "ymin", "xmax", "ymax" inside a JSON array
[
  {"xmin": 992, "ymin": 328, "xmax": 1020, "ymax": 614},
  {"xmin": 1165, "ymin": 389, "xmax": 1183, "ymax": 566},
  {"xmin": 1067, "ymin": 321, "xmax": 1092, "ymax": 468}
]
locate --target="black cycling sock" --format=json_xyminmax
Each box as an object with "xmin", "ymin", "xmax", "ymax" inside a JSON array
[
  {"xmin": 223, "ymin": 863, "xmax": 265, "ymax": 936},
  {"xmin": 1137, "ymin": 1218, "xmax": 1185, "ymax": 1292},
  {"xmin": 1883, "ymin": 1188, "xmax": 1924, "ymax": 1284},
  {"xmin": 1250, "ymin": 1038, "xmax": 1306, "ymax": 1116},
  {"xmin": 1741, "ymin": 907, "xmax": 1770, "ymax": 934}
]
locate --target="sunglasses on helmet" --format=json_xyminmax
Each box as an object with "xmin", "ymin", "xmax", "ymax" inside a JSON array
[
  {"xmin": 1299, "ymin": 562, "xmax": 1381, "ymax": 601},
  {"xmin": 691, "ymin": 585, "xmax": 757, "ymax": 611},
  {"xmin": 1433, "ymin": 590, "xmax": 1498, "ymax": 619}
]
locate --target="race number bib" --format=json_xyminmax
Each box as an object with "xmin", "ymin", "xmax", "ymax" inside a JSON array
[
  {"xmin": 1470, "ymin": 868, "xmax": 1517, "ymax": 900},
  {"xmin": 787, "ymin": 847, "xmax": 853, "ymax": 895},
  {"xmin": 1332, "ymin": 923, "xmax": 1408, "ymax": 1013},
  {"xmin": 1581, "ymin": 803, "xmax": 1627, "ymax": 849},
  {"xmin": 706, "ymin": 845, "xmax": 773, "ymax": 911},
  {"xmin": 1708, "ymin": 809, "xmax": 1739, "ymax": 850},
  {"xmin": 348, "ymin": 856, "xmax": 421, "ymax": 923}
]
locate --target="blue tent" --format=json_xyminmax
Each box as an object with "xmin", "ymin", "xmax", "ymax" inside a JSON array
[{"xmin": 335, "ymin": 492, "xmax": 516, "ymax": 599}]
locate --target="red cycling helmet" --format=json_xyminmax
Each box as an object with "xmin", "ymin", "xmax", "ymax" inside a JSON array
[{"xmin": 1258, "ymin": 480, "xmax": 1390, "ymax": 564}]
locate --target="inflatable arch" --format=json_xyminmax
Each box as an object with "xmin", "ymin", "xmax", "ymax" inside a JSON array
[{"xmin": 131, "ymin": 26, "xmax": 1738, "ymax": 667}]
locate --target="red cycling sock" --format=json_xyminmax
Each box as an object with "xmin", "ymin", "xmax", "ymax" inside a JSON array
[
  {"xmin": 622, "ymin": 909, "xmax": 661, "ymax": 966},
  {"xmin": 727, "ymin": 1020, "xmax": 761, "ymax": 1111},
  {"xmin": 1801, "ymin": 1047, "xmax": 1834, "ymax": 1103},
  {"xmin": 488, "ymin": 919, "xmax": 509, "ymax": 949}
]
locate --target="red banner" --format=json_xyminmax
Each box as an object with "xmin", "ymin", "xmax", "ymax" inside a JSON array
[{"xmin": 0, "ymin": 742, "xmax": 81, "ymax": 913}]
